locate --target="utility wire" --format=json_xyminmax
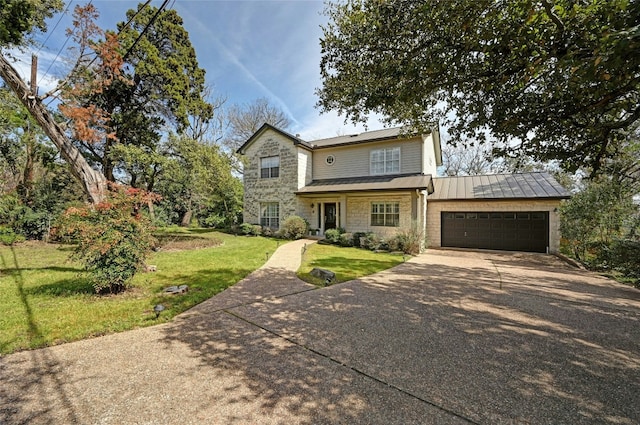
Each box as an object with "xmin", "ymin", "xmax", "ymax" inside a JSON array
[{"xmin": 36, "ymin": 0, "xmax": 73, "ymax": 56}]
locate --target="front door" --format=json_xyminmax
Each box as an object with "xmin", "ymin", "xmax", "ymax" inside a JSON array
[{"xmin": 324, "ymin": 203, "xmax": 337, "ymax": 230}]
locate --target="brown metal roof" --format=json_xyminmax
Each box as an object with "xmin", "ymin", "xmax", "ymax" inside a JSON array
[
  {"xmin": 430, "ymin": 172, "xmax": 570, "ymax": 200},
  {"xmin": 296, "ymin": 174, "xmax": 434, "ymax": 194}
]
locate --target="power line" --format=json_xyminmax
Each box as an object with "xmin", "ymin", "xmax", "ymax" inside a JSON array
[{"xmin": 36, "ymin": 0, "xmax": 74, "ymax": 56}]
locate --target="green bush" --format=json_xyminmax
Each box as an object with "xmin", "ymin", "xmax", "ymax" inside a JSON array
[
  {"xmin": 280, "ymin": 215, "xmax": 308, "ymax": 240},
  {"xmin": 324, "ymin": 227, "xmax": 343, "ymax": 243},
  {"xmin": 240, "ymin": 223, "xmax": 255, "ymax": 235},
  {"xmin": 0, "ymin": 226, "xmax": 25, "ymax": 245},
  {"xmin": 608, "ymin": 239, "xmax": 640, "ymax": 283},
  {"xmin": 339, "ymin": 232, "xmax": 354, "ymax": 247},
  {"xmin": 54, "ymin": 185, "xmax": 158, "ymax": 294},
  {"xmin": 361, "ymin": 233, "xmax": 387, "ymax": 251}
]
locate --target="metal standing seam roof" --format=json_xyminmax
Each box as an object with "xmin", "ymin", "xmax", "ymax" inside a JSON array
[
  {"xmin": 430, "ymin": 172, "xmax": 570, "ymax": 200},
  {"xmin": 296, "ymin": 174, "xmax": 434, "ymax": 194},
  {"xmin": 310, "ymin": 127, "xmax": 409, "ymax": 148}
]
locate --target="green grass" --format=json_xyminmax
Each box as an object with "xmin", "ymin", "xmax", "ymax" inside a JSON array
[
  {"xmin": 0, "ymin": 230, "xmax": 278, "ymax": 355},
  {"xmin": 298, "ymin": 243, "xmax": 406, "ymax": 285}
]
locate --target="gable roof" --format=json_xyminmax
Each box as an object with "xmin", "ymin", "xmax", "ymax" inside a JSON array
[
  {"xmin": 237, "ymin": 124, "xmax": 441, "ymax": 156},
  {"xmin": 236, "ymin": 123, "xmax": 312, "ymax": 155},
  {"xmin": 310, "ymin": 127, "xmax": 410, "ymax": 148},
  {"xmin": 296, "ymin": 174, "xmax": 434, "ymax": 195},
  {"xmin": 430, "ymin": 172, "xmax": 570, "ymax": 200}
]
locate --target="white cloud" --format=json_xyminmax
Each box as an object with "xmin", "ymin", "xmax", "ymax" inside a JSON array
[{"xmin": 2, "ymin": 49, "xmax": 61, "ymax": 96}]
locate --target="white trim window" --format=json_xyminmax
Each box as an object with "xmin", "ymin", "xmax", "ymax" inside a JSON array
[
  {"xmin": 260, "ymin": 202, "xmax": 279, "ymax": 228},
  {"xmin": 370, "ymin": 147, "xmax": 400, "ymax": 175},
  {"xmin": 260, "ymin": 156, "xmax": 280, "ymax": 178},
  {"xmin": 371, "ymin": 202, "xmax": 400, "ymax": 227}
]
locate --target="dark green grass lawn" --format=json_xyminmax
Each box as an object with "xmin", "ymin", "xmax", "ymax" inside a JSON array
[
  {"xmin": 0, "ymin": 232, "xmax": 406, "ymax": 355},
  {"xmin": 298, "ymin": 243, "xmax": 405, "ymax": 285},
  {"xmin": 0, "ymin": 230, "xmax": 278, "ymax": 355}
]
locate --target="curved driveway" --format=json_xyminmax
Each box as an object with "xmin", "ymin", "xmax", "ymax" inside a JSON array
[{"xmin": 2, "ymin": 240, "xmax": 639, "ymax": 424}]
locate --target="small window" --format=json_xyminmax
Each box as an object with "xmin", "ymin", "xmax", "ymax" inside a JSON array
[
  {"xmin": 325, "ymin": 155, "xmax": 335, "ymax": 165},
  {"xmin": 532, "ymin": 212, "xmax": 546, "ymax": 220},
  {"xmin": 478, "ymin": 213, "xmax": 490, "ymax": 219},
  {"xmin": 504, "ymin": 213, "xmax": 516, "ymax": 220},
  {"xmin": 260, "ymin": 202, "xmax": 279, "ymax": 228},
  {"xmin": 466, "ymin": 213, "xmax": 477, "ymax": 219},
  {"xmin": 370, "ymin": 147, "xmax": 400, "ymax": 175},
  {"xmin": 260, "ymin": 156, "xmax": 280, "ymax": 179},
  {"xmin": 491, "ymin": 213, "xmax": 503, "ymax": 219},
  {"xmin": 371, "ymin": 202, "xmax": 400, "ymax": 227},
  {"xmin": 455, "ymin": 213, "xmax": 466, "ymax": 219},
  {"xmin": 517, "ymin": 213, "xmax": 530, "ymax": 220}
]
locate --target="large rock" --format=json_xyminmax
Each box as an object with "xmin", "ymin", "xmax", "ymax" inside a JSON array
[{"xmin": 310, "ymin": 268, "xmax": 336, "ymax": 286}]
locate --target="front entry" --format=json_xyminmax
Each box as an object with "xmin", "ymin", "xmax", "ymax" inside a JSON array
[{"xmin": 324, "ymin": 203, "xmax": 337, "ymax": 230}]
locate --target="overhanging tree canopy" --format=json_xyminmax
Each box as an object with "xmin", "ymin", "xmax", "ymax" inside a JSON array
[{"xmin": 317, "ymin": 0, "xmax": 640, "ymax": 173}]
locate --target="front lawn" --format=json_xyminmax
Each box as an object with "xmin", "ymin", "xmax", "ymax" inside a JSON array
[
  {"xmin": 298, "ymin": 243, "xmax": 406, "ymax": 285},
  {"xmin": 0, "ymin": 230, "xmax": 278, "ymax": 355}
]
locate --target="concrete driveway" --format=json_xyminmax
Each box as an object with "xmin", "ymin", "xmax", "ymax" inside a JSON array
[{"xmin": 2, "ymin": 245, "xmax": 639, "ymax": 424}]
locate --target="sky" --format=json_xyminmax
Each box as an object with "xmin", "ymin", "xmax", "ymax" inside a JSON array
[{"xmin": 9, "ymin": 0, "xmax": 386, "ymax": 141}]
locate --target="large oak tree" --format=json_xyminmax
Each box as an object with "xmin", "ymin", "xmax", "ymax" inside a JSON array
[{"xmin": 317, "ymin": 0, "xmax": 640, "ymax": 173}]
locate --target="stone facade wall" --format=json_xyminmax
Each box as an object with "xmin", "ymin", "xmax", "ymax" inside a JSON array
[
  {"xmin": 346, "ymin": 194, "xmax": 415, "ymax": 238},
  {"xmin": 426, "ymin": 199, "xmax": 563, "ymax": 252},
  {"xmin": 242, "ymin": 130, "xmax": 300, "ymax": 226}
]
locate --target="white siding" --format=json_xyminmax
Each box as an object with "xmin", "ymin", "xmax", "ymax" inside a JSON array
[
  {"xmin": 312, "ymin": 138, "xmax": 423, "ymax": 180},
  {"xmin": 422, "ymin": 133, "xmax": 439, "ymax": 176},
  {"xmin": 297, "ymin": 148, "xmax": 312, "ymax": 189}
]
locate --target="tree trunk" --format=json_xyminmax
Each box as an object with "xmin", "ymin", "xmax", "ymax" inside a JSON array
[
  {"xmin": 0, "ymin": 53, "xmax": 107, "ymax": 204},
  {"xmin": 181, "ymin": 208, "xmax": 193, "ymax": 227}
]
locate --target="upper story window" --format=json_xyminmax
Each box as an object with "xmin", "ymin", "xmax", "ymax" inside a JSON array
[
  {"xmin": 370, "ymin": 147, "xmax": 400, "ymax": 175},
  {"xmin": 260, "ymin": 156, "xmax": 280, "ymax": 178}
]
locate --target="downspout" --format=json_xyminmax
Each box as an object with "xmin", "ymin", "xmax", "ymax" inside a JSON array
[{"xmin": 418, "ymin": 189, "xmax": 428, "ymax": 251}]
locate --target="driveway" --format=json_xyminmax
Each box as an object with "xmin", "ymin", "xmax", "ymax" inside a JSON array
[{"xmin": 2, "ymin": 245, "xmax": 639, "ymax": 424}]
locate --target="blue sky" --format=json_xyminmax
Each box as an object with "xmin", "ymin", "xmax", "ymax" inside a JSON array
[{"xmin": 10, "ymin": 0, "xmax": 385, "ymax": 140}]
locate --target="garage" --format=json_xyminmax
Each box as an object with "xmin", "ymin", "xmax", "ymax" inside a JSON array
[
  {"xmin": 441, "ymin": 211, "xmax": 549, "ymax": 252},
  {"xmin": 427, "ymin": 173, "xmax": 571, "ymax": 253}
]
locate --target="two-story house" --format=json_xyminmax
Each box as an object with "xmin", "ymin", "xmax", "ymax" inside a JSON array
[{"xmin": 237, "ymin": 123, "xmax": 569, "ymax": 253}]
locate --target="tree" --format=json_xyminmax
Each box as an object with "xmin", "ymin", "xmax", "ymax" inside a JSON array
[
  {"xmin": 156, "ymin": 134, "xmax": 242, "ymax": 228},
  {"xmin": 0, "ymin": 3, "xmax": 116, "ymax": 203},
  {"xmin": 317, "ymin": 0, "xmax": 640, "ymax": 174},
  {"xmin": 224, "ymin": 97, "xmax": 291, "ymax": 152},
  {"xmin": 71, "ymin": 4, "xmax": 213, "ymax": 187},
  {"xmin": 0, "ymin": 0, "xmax": 63, "ymax": 46}
]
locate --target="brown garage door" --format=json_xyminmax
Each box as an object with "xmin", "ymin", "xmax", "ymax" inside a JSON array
[{"xmin": 441, "ymin": 212, "xmax": 549, "ymax": 253}]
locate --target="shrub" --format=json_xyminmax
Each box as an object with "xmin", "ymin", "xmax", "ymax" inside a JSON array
[
  {"xmin": 361, "ymin": 233, "xmax": 387, "ymax": 251},
  {"xmin": 324, "ymin": 227, "xmax": 343, "ymax": 244},
  {"xmin": 280, "ymin": 215, "xmax": 309, "ymax": 240},
  {"xmin": 607, "ymin": 239, "xmax": 640, "ymax": 284},
  {"xmin": 391, "ymin": 225, "xmax": 424, "ymax": 255},
  {"xmin": 352, "ymin": 232, "xmax": 367, "ymax": 248},
  {"xmin": 0, "ymin": 226, "xmax": 25, "ymax": 245},
  {"xmin": 54, "ymin": 185, "xmax": 158, "ymax": 294},
  {"xmin": 252, "ymin": 224, "xmax": 263, "ymax": 236},
  {"xmin": 239, "ymin": 223, "xmax": 255, "ymax": 235},
  {"xmin": 339, "ymin": 232, "xmax": 354, "ymax": 247}
]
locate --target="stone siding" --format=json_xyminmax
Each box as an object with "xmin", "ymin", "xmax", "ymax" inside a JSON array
[
  {"xmin": 346, "ymin": 194, "xmax": 414, "ymax": 238},
  {"xmin": 242, "ymin": 130, "xmax": 300, "ymax": 226},
  {"xmin": 426, "ymin": 199, "xmax": 563, "ymax": 252}
]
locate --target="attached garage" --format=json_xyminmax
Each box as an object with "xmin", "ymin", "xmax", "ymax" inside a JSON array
[
  {"xmin": 427, "ymin": 173, "xmax": 570, "ymax": 253},
  {"xmin": 441, "ymin": 211, "xmax": 549, "ymax": 252}
]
